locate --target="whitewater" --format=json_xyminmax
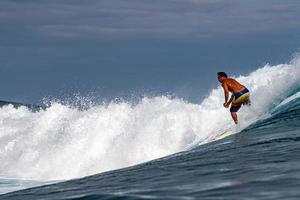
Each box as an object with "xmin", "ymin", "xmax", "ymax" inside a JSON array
[{"xmin": 0, "ymin": 57, "xmax": 300, "ymax": 196}]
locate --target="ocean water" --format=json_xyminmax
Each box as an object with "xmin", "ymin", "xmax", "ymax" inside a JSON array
[{"xmin": 0, "ymin": 58, "xmax": 300, "ymax": 199}]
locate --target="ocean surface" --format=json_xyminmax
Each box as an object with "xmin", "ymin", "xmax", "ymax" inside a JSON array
[{"xmin": 0, "ymin": 58, "xmax": 300, "ymax": 199}]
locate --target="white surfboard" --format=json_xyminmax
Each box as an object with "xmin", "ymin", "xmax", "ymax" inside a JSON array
[{"xmin": 207, "ymin": 130, "xmax": 235, "ymax": 142}]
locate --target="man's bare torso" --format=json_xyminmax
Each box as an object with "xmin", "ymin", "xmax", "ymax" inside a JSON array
[{"xmin": 222, "ymin": 78, "xmax": 246, "ymax": 93}]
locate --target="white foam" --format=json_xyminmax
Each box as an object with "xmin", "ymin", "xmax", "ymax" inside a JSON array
[
  {"xmin": 0, "ymin": 57, "xmax": 300, "ymax": 181},
  {"xmin": 274, "ymin": 92, "xmax": 300, "ymax": 109}
]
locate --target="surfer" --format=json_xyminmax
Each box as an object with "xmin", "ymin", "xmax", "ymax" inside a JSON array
[{"xmin": 217, "ymin": 72, "xmax": 250, "ymax": 124}]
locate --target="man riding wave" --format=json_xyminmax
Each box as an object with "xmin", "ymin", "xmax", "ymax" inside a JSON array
[{"xmin": 217, "ymin": 72, "xmax": 250, "ymax": 124}]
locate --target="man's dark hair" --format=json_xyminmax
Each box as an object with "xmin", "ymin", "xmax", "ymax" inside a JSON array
[{"xmin": 217, "ymin": 72, "xmax": 228, "ymax": 78}]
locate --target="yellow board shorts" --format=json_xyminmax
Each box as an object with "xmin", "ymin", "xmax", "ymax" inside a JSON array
[{"xmin": 230, "ymin": 88, "xmax": 250, "ymax": 112}]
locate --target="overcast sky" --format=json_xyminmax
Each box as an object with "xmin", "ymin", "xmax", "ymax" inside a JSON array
[
  {"xmin": 1, "ymin": 0, "xmax": 300, "ymax": 38},
  {"xmin": 0, "ymin": 0, "xmax": 300, "ymax": 104}
]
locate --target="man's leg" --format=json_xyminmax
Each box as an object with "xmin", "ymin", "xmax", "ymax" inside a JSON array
[
  {"xmin": 231, "ymin": 112, "xmax": 238, "ymax": 124},
  {"xmin": 230, "ymin": 104, "xmax": 241, "ymax": 124}
]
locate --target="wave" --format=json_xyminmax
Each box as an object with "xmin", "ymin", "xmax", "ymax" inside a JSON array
[
  {"xmin": 0, "ymin": 57, "xmax": 300, "ymax": 181},
  {"xmin": 2, "ymin": 96, "xmax": 300, "ymax": 199}
]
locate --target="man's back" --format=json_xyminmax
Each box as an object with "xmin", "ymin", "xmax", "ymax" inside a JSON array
[{"xmin": 223, "ymin": 78, "xmax": 246, "ymax": 93}]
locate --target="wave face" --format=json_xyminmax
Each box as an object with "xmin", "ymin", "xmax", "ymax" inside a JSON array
[
  {"xmin": 0, "ymin": 57, "xmax": 300, "ymax": 196},
  {"xmin": 0, "ymin": 58, "xmax": 300, "ymax": 183},
  {"xmin": 2, "ymin": 74, "xmax": 300, "ymax": 199}
]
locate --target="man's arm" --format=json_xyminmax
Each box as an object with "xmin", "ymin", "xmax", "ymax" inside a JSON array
[
  {"xmin": 228, "ymin": 94, "xmax": 234, "ymax": 104},
  {"xmin": 222, "ymin": 82, "xmax": 229, "ymax": 103},
  {"xmin": 224, "ymin": 94, "xmax": 234, "ymax": 108}
]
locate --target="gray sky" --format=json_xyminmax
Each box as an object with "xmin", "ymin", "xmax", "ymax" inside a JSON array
[
  {"xmin": 0, "ymin": 0, "xmax": 300, "ymax": 104},
  {"xmin": 1, "ymin": 0, "xmax": 300, "ymax": 38}
]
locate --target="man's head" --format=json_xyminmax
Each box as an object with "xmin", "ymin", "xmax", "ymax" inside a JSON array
[{"xmin": 217, "ymin": 72, "xmax": 228, "ymax": 83}]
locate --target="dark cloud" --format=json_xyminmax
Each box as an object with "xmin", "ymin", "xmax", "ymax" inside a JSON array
[{"xmin": 1, "ymin": 0, "xmax": 300, "ymax": 38}]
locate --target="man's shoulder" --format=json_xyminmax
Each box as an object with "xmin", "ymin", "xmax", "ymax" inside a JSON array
[
  {"xmin": 226, "ymin": 78, "xmax": 238, "ymax": 83},
  {"xmin": 226, "ymin": 78, "xmax": 235, "ymax": 81},
  {"xmin": 221, "ymin": 81, "xmax": 227, "ymax": 87},
  {"xmin": 222, "ymin": 78, "xmax": 232, "ymax": 84}
]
